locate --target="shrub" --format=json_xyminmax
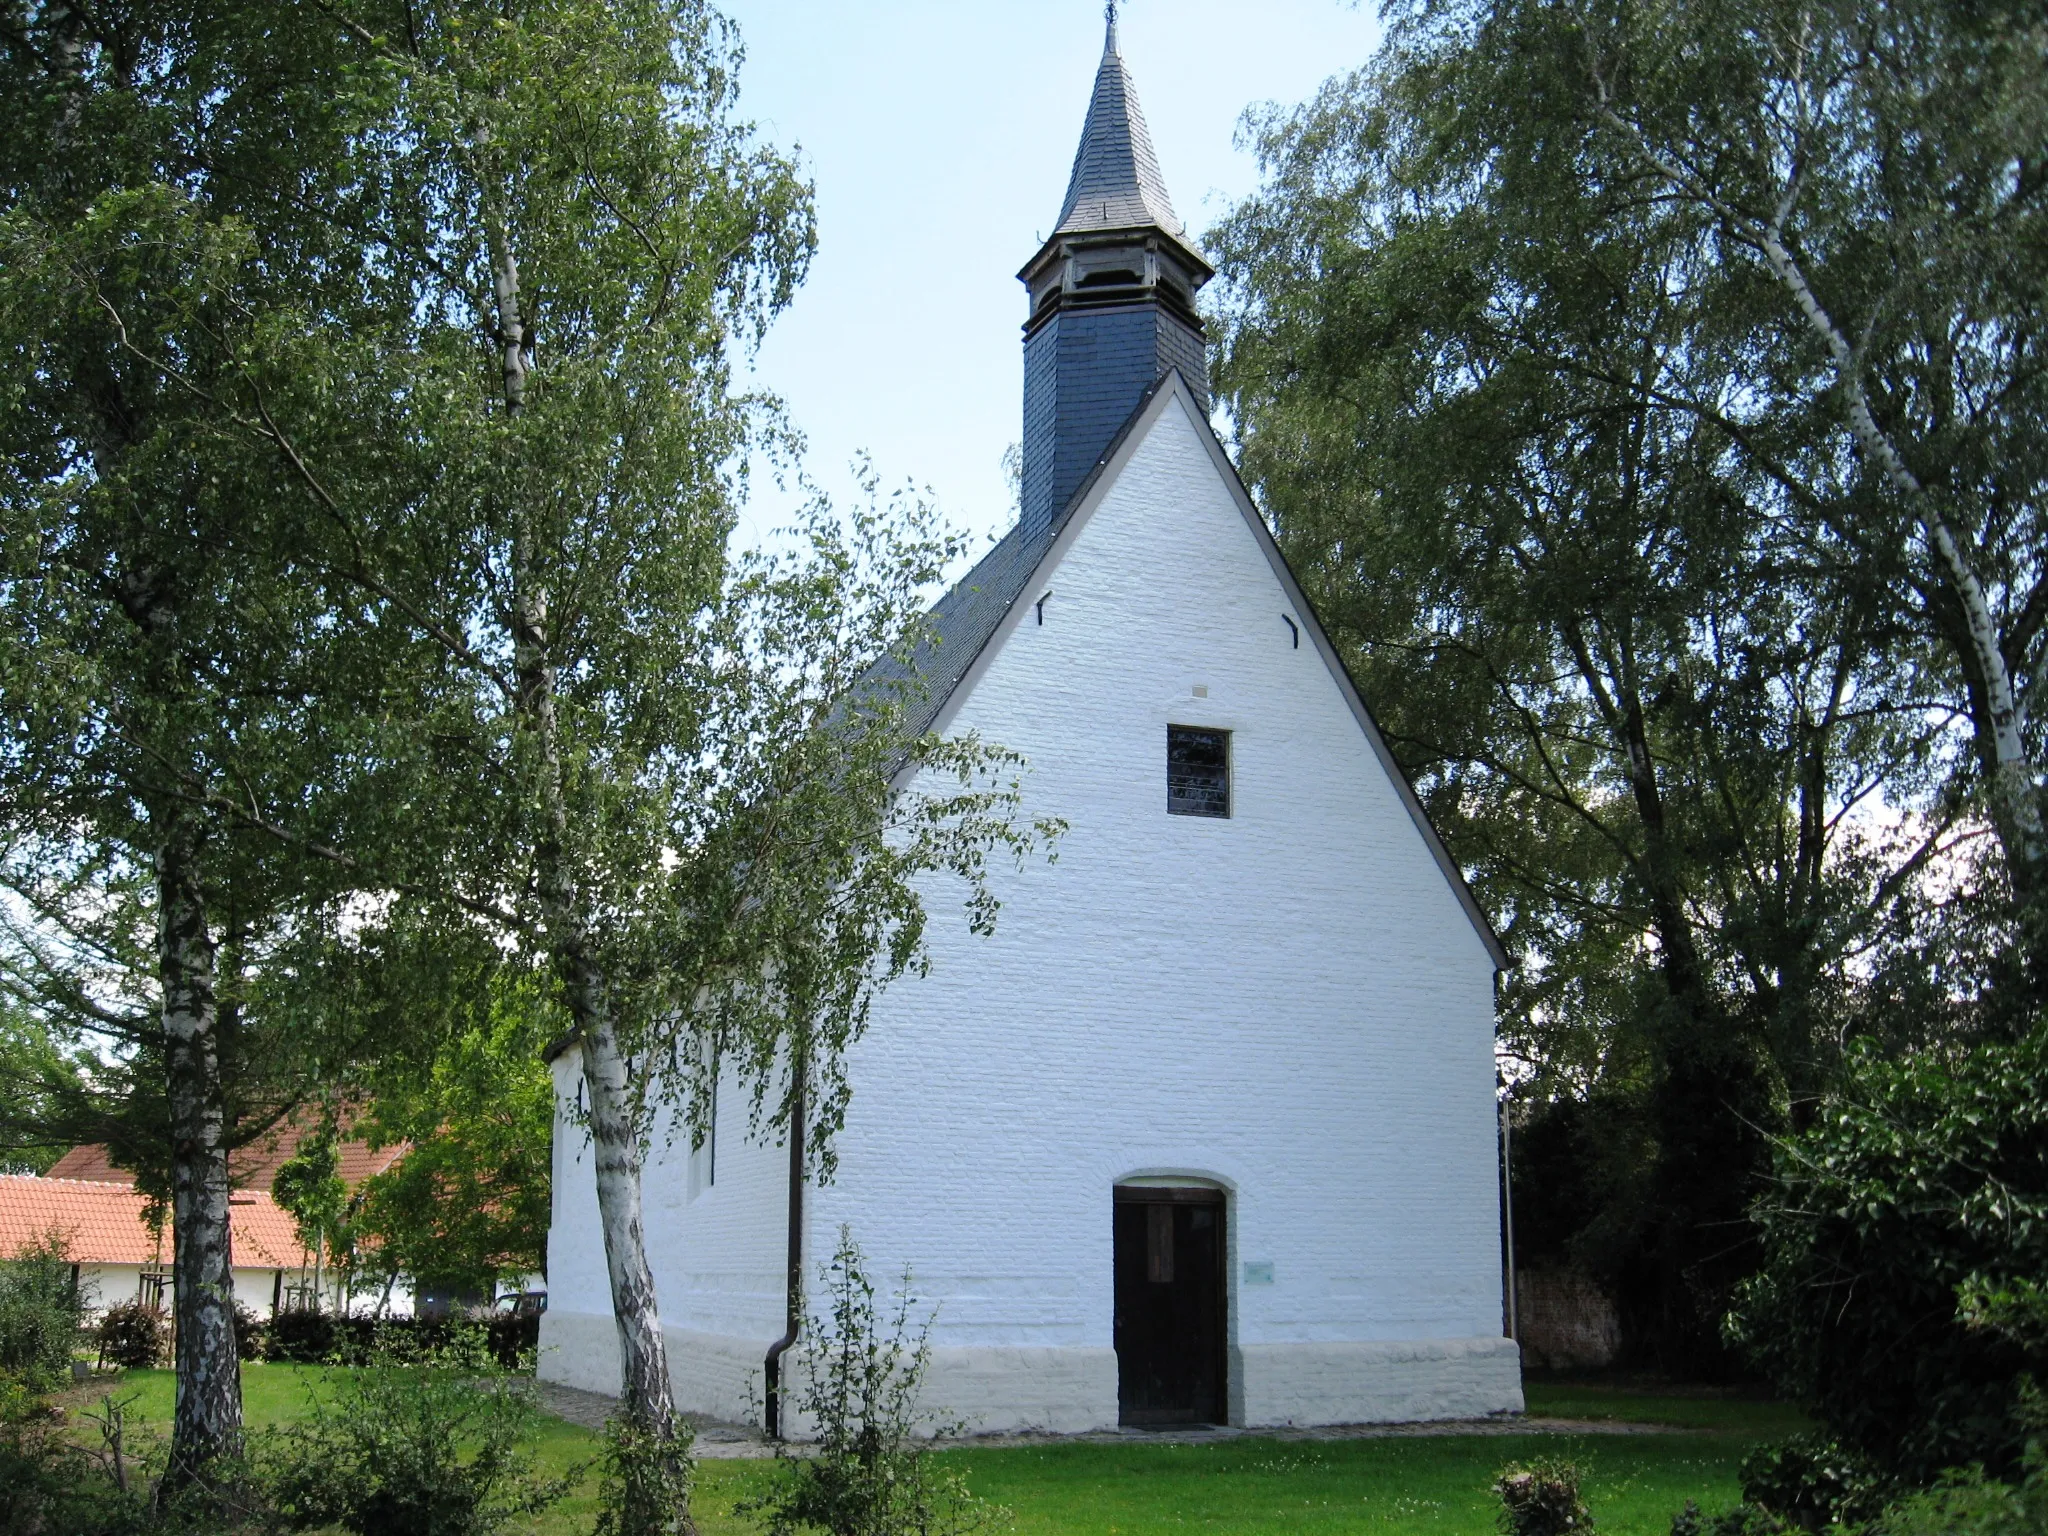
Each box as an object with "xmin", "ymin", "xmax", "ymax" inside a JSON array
[
  {"xmin": 738, "ymin": 1228, "xmax": 1004, "ymax": 1536},
  {"xmin": 95, "ymin": 1300, "xmax": 169, "ymax": 1370},
  {"xmin": 0, "ymin": 1381, "xmax": 150, "ymax": 1536},
  {"xmin": 232, "ymin": 1303, "xmax": 266, "ymax": 1363},
  {"xmin": 1669, "ymin": 1434, "xmax": 1911, "ymax": 1536},
  {"xmin": 0, "ymin": 1237, "xmax": 85, "ymax": 1388},
  {"xmin": 1738, "ymin": 1436, "xmax": 1893, "ymax": 1531},
  {"xmin": 1728, "ymin": 1024, "xmax": 2048, "ymax": 1479},
  {"xmin": 1495, "ymin": 1459, "xmax": 1593, "ymax": 1536},
  {"xmin": 262, "ymin": 1306, "xmax": 331, "ymax": 1363},
  {"xmin": 260, "ymin": 1323, "xmax": 570, "ymax": 1536},
  {"xmin": 594, "ymin": 1414, "xmax": 695, "ymax": 1536},
  {"xmin": 259, "ymin": 1311, "xmax": 534, "ymax": 1368},
  {"xmin": 1878, "ymin": 1453, "xmax": 2048, "ymax": 1536}
]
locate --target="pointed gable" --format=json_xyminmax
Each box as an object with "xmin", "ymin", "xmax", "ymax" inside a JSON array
[{"xmin": 910, "ymin": 375, "xmax": 1511, "ymax": 971}]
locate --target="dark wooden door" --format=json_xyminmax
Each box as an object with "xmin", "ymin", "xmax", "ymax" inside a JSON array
[{"xmin": 1113, "ymin": 1187, "xmax": 1227, "ymax": 1425}]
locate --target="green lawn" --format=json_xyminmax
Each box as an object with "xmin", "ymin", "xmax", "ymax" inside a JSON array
[
  {"xmin": 71, "ymin": 1367, "xmax": 1782, "ymax": 1536},
  {"xmin": 1523, "ymin": 1379, "xmax": 1810, "ymax": 1437}
]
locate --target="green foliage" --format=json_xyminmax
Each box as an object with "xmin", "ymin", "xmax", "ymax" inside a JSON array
[
  {"xmin": 0, "ymin": 1007, "xmax": 96, "ymax": 1175},
  {"xmin": 1495, "ymin": 1460, "xmax": 1594, "ymax": 1536},
  {"xmin": 261, "ymin": 1325, "xmax": 571, "ymax": 1536},
  {"xmin": 0, "ymin": 1238, "xmax": 83, "ymax": 1389},
  {"xmin": 741, "ymin": 1228, "xmax": 1004, "ymax": 1536},
  {"xmin": 354, "ymin": 974, "xmax": 558, "ymax": 1297},
  {"xmin": 1878, "ymin": 1452, "xmax": 2048, "ymax": 1536},
  {"xmin": 1729, "ymin": 1024, "xmax": 2048, "ymax": 1480},
  {"xmin": 95, "ymin": 1302, "xmax": 170, "ymax": 1371},
  {"xmin": 273, "ymin": 1125, "xmax": 355, "ymax": 1299},
  {"xmin": 260, "ymin": 1310, "xmax": 336, "ymax": 1367},
  {"xmin": 0, "ymin": 1413, "xmax": 149, "ymax": 1536},
  {"xmin": 594, "ymin": 1415, "xmax": 696, "ymax": 1536},
  {"xmin": 1736, "ymin": 1437, "xmax": 1892, "ymax": 1531},
  {"xmin": 1212, "ymin": 0, "xmax": 2048, "ymax": 1371}
]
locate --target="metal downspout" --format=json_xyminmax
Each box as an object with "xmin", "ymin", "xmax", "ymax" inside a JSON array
[{"xmin": 762, "ymin": 1071, "xmax": 805, "ymax": 1439}]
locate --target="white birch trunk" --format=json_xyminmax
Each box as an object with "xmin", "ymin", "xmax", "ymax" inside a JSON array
[
  {"xmin": 1752, "ymin": 227, "xmax": 2045, "ymax": 889},
  {"xmin": 155, "ymin": 811, "xmax": 243, "ymax": 1491},
  {"xmin": 483, "ymin": 189, "xmax": 692, "ymax": 1502}
]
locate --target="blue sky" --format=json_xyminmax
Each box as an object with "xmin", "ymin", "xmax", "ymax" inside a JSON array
[{"xmin": 717, "ymin": 0, "xmax": 1384, "ymax": 552}]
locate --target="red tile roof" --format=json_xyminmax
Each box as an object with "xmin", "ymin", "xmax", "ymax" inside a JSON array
[
  {"xmin": 0, "ymin": 1175, "xmax": 313, "ymax": 1270},
  {"xmin": 44, "ymin": 1115, "xmax": 407, "ymax": 1196}
]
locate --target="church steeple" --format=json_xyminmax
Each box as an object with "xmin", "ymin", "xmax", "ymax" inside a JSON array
[{"xmin": 1017, "ymin": 12, "xmax": 1213, "ymax": 532}]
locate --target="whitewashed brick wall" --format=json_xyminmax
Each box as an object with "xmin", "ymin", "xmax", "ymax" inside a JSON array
[{"xmin": 541, "ymin": 390, "xmax": 1520, "ymax": 1428}]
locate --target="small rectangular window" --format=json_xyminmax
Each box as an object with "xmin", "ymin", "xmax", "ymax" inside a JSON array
[{"xmin": 1167, "ymin": 725, "xmax": 1230, "ymax": 818}]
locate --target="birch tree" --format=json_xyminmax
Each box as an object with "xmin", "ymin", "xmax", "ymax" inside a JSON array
[
  {"xmin": 0, "ymin": 0, "xmax": 420, "ymax": 1490},
  {"xmin": 1550, "ymin": 0, "xmax": 2048, "ymax": 913},
  {"xmin": 195, "ymin": 7, "xmax": 1058, "ymax": 1530},
  {"xmin": 1211, "ymin": 3, "xmax": 1988, "ymax": 1368}
]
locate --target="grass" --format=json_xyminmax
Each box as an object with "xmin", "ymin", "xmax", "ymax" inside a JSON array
[
  {"xmin": 1524, "ymin": 1378, "xmax": 1811, "ymax": 1438},
  {"xmin": 56, "ymin": 1367, "xmax": 1789, "ymax": 1536}
]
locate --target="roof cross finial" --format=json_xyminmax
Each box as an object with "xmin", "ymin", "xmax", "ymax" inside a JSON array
[{"xmin": 1104, "ymin": 1, "xmax": 1118, "ymax": 53}]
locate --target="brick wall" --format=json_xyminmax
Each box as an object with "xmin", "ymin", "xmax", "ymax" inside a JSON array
[
  {"xmin": 1515, "ymin": 1267, "xmax": 1620, "ymax": 1370},
  {"xmin": 542, "ymin": 390, "xmax": 1518, "ymax": 1429}
]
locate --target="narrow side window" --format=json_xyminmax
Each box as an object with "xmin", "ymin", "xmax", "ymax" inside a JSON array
[{"xmin": 1167, "ymin": 725, "xmax": 1230, "ymax": 818}]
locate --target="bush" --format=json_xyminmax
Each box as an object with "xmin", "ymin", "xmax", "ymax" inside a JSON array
[
  {"xmin": 594, "ymin": 1414, "xmax": 695, "ymax": 1536},
  {"xmin": 739, "ymin": 1228, "xmax": 1003, "ymax": 1536},
  {"xmin": 1738, "ymin": 1436, "xmax": 1893, "ymax": 1531},
  {"xmin": 260, "ymin": 1323, "xmax": 570, "ymax": 1536},
  {"xmin": 1878, "ymin": 1454, "xmax": 2048, "ymax": 1536},
  {"xmin": 256, "ymin": 1310, "xmax": 535, "ymax": 1368},
  {"xmin": 262, "ymin": 1306, "xmax": 337, "ymax": 1364},
  {"xmin": 1728, "ymin": 1024, "xmax": 2048, "ymax": 1479},
  {"xmin": 232, "ymin": 1303, "xmax": 266, "ymax": 1363},
  {"xmin": 0, "ymin": 1379, "xmax": 151, "ymax": 1536},
  {"xmin": 1495, "ymin": 1459, "xmax": 1593, "ymax": 1536},
  {"xmin": 0, "ymin": 1237, "xmax": 85, "ymax": 1389},
  {"xmin": 1669, "ymin": 1434, "xmax": 1928, "ymax": 1536},
  {"xmin": 96, "ymin": 1300, "xmax": 169, "ymax": 1370}
]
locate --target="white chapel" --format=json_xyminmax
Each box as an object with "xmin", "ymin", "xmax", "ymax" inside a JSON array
[{"xmin": 539, "ymin": 16, "xmax": 1522, "ymax": 1433}]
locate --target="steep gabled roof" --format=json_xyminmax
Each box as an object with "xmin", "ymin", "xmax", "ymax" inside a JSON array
[
  {"xmin": 1053, "ymin": 13, "xmax": 1183, "ymax": 238},
  {"xmin": 892, "ymin": 372, "xmax": 1513, "ymax": 971}
]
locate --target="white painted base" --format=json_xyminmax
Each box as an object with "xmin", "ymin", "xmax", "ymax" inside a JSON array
[
  {"xmin": 540, "ymin": 1311, "xmax": 1520, "ymax": 1434},
  {"xmin": 918, "ymin": 1346, "xmax": 1120, "ymax": 1435},
  {"xmin": 1237, "ymin": 1336, "xmax": 1524, "ymax": 1426},
  {"xmin": 537, "ymin": 1310, "xmax": 769, "ymax": 1425}
]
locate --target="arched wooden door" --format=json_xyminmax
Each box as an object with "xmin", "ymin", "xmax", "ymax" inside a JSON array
[{"xmin": 1112, "ymin": 1185, "xmax": 1227, "ymax": 1425}]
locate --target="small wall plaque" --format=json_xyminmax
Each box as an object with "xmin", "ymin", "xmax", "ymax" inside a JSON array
[{"xmin": 1242, "ymin": 1261, "xmax": 1275, "ymax": 1286}]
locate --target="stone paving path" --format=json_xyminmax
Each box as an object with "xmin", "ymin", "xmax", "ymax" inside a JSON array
[{"xmin": 533, "ymin": 1382, "xmax": 1679, "ymax": 1461}]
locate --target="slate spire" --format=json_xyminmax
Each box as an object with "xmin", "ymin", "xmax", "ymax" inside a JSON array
[
  {"xmin": 1054, "ymin": 8, "xmax": 1182, "ymax": 238},
  {"xmin": 1016, "ymin": 14, "xmax": 1212, "ymax": 532}
]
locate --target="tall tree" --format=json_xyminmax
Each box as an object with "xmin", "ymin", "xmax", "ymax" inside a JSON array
[
  {"xmin": 1211, "ymin": 6, "xmax": 1966, "ymax": 1365},
  {"xmin": 177, "ymin": 8, "xmax": 1059, "ymax": 1530},
  {"xmin": 0, "ymin": 0, "xmax": 421, "ymax": 1486},
  {"xmin": 1557, "ymin": 0, "xmax": 2048, "ymax": 918}
]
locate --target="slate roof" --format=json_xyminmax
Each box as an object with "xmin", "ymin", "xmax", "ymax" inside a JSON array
[
  {"xmin": 1053, "ymin": 12, "xmax": 1183, "ymax": 238},
  {"xmin": 873, "ymin": 375, "xmax": 1178, "ymax": 746},
  {"xmin": 0, "ymin": 1174, "xmax": 312, "ymax": 1270}
]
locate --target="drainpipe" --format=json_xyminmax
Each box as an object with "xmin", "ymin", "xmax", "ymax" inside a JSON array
[
  {"xmin": 762, "ymin": 1067, "xmax": 805, "ymax": 1439},
  {"xmin": 1500, "ymin": 1086, "xmax": 1519, "ymax": 1345}
]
